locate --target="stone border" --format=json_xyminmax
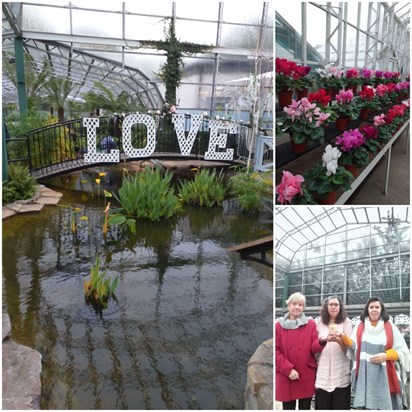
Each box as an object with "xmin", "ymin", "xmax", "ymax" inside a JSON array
[
  {"xmin": 245, "ymin": 338, "xmax": 273, "ymax": 410},
  {"xmin": 2, "ymin": 314, "xmax": 42, "ymax": 410},
  {"xmin": 2, "ymin": 185, "xmax": 63, "ymax": 220}
]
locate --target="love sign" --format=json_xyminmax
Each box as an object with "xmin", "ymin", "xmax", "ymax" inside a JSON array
[{"xmin": 83, "ymin": 114, "xmax": 238, "ymax": 163}]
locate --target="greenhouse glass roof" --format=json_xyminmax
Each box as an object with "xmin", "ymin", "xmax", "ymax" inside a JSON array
[
  {"xmin": 2, "ymin": 2, "xmax": 273, "ymax": 111},
  {"xmin": 276, "ymin": 206, "xmax": 410, "ymax": 269}
]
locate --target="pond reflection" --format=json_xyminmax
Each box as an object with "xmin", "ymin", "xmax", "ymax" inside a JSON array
[{"xmin": 3, "ymin": 190, "xmax": 272, "ymax": 409}]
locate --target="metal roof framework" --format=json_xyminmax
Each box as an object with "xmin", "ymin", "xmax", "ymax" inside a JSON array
[
  {"xmin": 2, "ymin": 2, "xmax": 273, "ymax": 110},
  {"xmin": 276, "ymin": 206, "xmax": 410, "ymax": 270}
]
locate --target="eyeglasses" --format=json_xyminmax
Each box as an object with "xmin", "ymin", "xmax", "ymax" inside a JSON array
[{"xmin": 328, "ymin": 303, "xmax": 340, "ymax": 307}]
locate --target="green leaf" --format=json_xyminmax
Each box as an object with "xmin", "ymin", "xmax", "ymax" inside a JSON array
[{"xmin": 108, "ymin": 213, "xmax": 127, "ymax": 226}]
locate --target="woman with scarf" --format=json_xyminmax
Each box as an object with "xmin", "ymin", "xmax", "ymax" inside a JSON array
[
  {"xmin": 275, "ymin": 292, "xmax": 327, "ymax": 410},
  {"xmin": 347, "ymin": 296, "xmax": 410, "ymax": 410},
  {"xmin": 315, "ymin": 296, "xmax": 352, "ymax": 409}
]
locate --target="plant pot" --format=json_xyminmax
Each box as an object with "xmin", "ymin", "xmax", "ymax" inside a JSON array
[
  {"xmin": 336, "ymin": 117, "xmax": 349, "ymax": 131},
  {"xmin": 360, "ymin": 108, "xmax": 370, "ymax": 120},
  {"xmin": 277, "ymin": 90, "xmax": 293, "ymax": 109},
  {"xmin": 318, "ymin": 190, "xmax": 338, "ymax": 205},
  {"xmin": 345, "ymin": 85, "xmax": 358, "ymax": 95},
  {"xmin": 290, "ymin": 135, "xmax": 308, "ymax": 154},
  {"xmin": 345, "ymin": 163, "xmax": 361, "ymax": 178},
  {"xmin": 327, "ymin": 88, "xmax": 339, "ymax": 100},
  {"xmin": 296, "ymin": 88, "xmax": 308, "ymax": 100}
]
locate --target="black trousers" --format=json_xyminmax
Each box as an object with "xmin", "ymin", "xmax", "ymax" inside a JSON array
[
  {"xmin": 282, "ymin": 397, "xmax": 312, "ymax": 410},
  {"xmin": 315, "ymin": 384, "xmax": 351, "ymax": 410}
]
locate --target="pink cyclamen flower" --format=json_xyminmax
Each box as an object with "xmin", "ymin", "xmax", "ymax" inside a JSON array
[
  {"xmin": 336, "ymin": 128, "xmax": 365, "ymax": 151},
  {"xmin": 373, "ymin": 114, "xmax": 386, "ymax": 126},
  {"xmin": 316, "ymin": 112, "xmax": 331, "ymax": 127},
  {"xmin": 284, "ymin": 99, "xmax": 303, "ymax": 122},
  {"xmin": 361, "ymin": 68, "xmax": 372, "ymax": 79},
  {"xmin": 276, "ymin": 171, "xmax": 304, "ymax": 204}
]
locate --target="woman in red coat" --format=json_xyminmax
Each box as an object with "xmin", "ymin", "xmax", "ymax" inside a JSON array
[{"xmin": 276, "ymin": 292, "xmax": 327, "ymax": 410}]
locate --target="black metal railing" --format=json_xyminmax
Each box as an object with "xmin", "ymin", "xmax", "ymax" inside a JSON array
[{"xmin": 6, "ymin": 116, "xmax": 273, "ymax": 174}]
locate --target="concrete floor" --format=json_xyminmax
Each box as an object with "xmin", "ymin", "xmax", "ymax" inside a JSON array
[{"xmin": 346, "ymin": 129, "xmax": 410, "ymax": 205}]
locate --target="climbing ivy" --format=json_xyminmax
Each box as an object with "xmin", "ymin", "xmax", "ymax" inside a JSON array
[{"xmin": 141, "ymin": 18, "xmax": 213, "ymax": 105}]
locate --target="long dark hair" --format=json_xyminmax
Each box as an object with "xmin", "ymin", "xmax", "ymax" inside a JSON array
[
  {"xmin": 360, "ymin": 296, "xmax": 390, "ymax": 322},
  {"xmin": 320, "ymin": 295, "xmax": 347, "ymax": 324}
]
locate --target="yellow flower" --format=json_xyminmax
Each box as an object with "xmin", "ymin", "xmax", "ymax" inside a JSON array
[
  {"xmin": 95, "ymin": 178, "xmax": 101, "ymax": 185},
  {"xmin": 80, "ymin": 216, "xmax": 89, "ymax": 221},
  {"xmin": 99, "ymin": 172, "xmax": 107, "ymax": 177}
]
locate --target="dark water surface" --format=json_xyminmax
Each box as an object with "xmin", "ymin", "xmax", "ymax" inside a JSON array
[{"xmin": 2, "ymin": 189, "xmax": 272, "ymax": 409}]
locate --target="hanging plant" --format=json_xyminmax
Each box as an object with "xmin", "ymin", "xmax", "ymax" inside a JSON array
[{"xmin": 141, "ymin": 18, "xmax": 213, "ymax": 105}]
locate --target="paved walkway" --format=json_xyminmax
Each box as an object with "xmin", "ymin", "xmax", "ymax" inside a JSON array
[{"xmin": 2, "ymin": 185, "xmax": 63, "ymax": 220}]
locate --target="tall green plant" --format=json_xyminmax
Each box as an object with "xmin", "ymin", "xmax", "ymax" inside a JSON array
[
  {"xmin": 2, "ymin": 163, "xmax": 37, "ymax": 204},
  {"xmin": 42, "ymin": 76, "xmax": 74, "ymax": 122},
  {"xmin": 82, "ymin": 82, "xmax": 145, "ymax": 115},
  {"xmin": 228, "ymin": 168, "xmax": 272, "ymax": 213},
  {"xmin": 84, "ymin": 255, "xmax": 119, "ymax": 308},
  {"xmin": 140, "ymin": 18, "xmax": 212, "ymax": 105},
  {"xmin": 113, "ymin": 167, "xmax": 181, "ymax": 220},
  {"xmin": 178, "ymin": 169, "xmax": 226, "ymax": 207}
]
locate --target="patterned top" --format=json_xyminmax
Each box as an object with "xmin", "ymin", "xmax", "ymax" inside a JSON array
[{"xmin": 315, "ymin": 318, "xmax": 353, "ymax": 392}]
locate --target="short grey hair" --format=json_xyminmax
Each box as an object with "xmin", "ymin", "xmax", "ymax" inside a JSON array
[{"xmin": 286, "ymin": 292, "xmax": 306, "ymax": 307}]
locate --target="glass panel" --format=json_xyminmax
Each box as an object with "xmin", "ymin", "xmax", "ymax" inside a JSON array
[
  {"xmin": 325, "ymin": 252, "xmax": 346, "ymax": 264},
  {"xmin": 177, "ymin": 84, "xmax": 213, "ymax": 110},
  {"xmin": 177, "ymin": 21, "xmax": 218, "ymax": 44},
  {"xmin": 220, "ymin": 24, "xmax": 263, "ymax": 49},
  {"xmin": 175, "ymin": 2, "xmax": 219, "ymax": 20},
  {"xmin": 23, "ymin": 5, "xmax": 71, "ymax": 34},
  {"xmin": 222, "ymin": 3, "xmax": 268, "ymax": 25},
  {"xmin": 304, "ymin": 270, "xmax": 322, "ymax": 285},
  {"xmin": 305, "ymin": 294, "xmax": 320, "ymax": 307},
  {"xmin": 124, "ymin": 3, "xmax": 173, "ymax": 15},
  {"xmin": 347, "ymin": 290, "xmax": 371, "ymax": 305},
  {"xmin": 306, "ymin": 4, "xmax": 327, "ymax": 61},
  {"xmin": 72, "ymin": 10, "xmax": 122, "ymax": 37},
  {"xmin": 288, "ymin": 273, "xmax": 302, "ymax": 287},
  {"xmin": 125, "ymin": 15, "xmax": 167, "ymax": 40},
  {"xmin": 323, "ymin": 280, "xmax": 343, "ymax": 296}
]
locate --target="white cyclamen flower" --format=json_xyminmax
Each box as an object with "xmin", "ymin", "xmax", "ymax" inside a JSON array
[
  {"xmin": 322, "ymin": 145, "xmax": 341, "ymax": 175},
  {"xmin": 325, "ymin": 159, "xmax": 338, "ymax": 176}
]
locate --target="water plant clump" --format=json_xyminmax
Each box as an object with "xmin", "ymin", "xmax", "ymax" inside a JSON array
[
  {"xmin": 113, "ymin": 167, "xmax": 181, "ymax": 221},
  {"xmin": 228, "ymin": 167, "xmax": 273, "ymax": 213},
  {"xmin": 84, "ymin": 255, "xmax": 119, "ymax": 309},
  {"xmin": 178, "ymin": 168, "xmax": 226, "ymax": 207}
]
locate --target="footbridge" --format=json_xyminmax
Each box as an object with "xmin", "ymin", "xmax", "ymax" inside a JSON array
[{"xmin": 5, "ymin": 116, "xmax": 273, "ymax": 179}]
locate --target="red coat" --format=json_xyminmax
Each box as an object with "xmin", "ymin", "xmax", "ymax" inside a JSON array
[{"xmin": 275, "ymin": 318, "xmax": 324, "ymax": 402}]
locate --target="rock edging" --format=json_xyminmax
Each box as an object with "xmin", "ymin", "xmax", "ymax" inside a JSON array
[
  {"xmin": 2, "ymin": 185, "xmax": 63, "ymax": 220},
  {"xmin": 244, "ymin": 338, "xmax": 273, "ymax": 410},
  {"xmin": 2, "ymin": 314, "xmax": 42, "ymax": 410}
]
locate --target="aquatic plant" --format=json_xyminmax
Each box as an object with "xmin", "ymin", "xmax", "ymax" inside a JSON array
[
  {"xmin": 84, "ymin": 255, "xmax": 119, "ymax": 308},
  {"xmin": 228, "ymin": 167, "xmax": 272, "ymax": 213},
  {"xmin": 178, "ymin": 168, "xmax": 226, "ymax": 207},
  {"xmin": 113, "ymin": 167, "xmax": 181, "ymax": 221}
]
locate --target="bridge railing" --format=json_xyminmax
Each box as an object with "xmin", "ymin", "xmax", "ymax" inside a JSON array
[{"xmin": 6, "ymin": 116, "xmax": 273, "ymax": 173}]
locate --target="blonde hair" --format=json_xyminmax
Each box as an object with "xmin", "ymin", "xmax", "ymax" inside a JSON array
[{"xmin": 286, "ymin": 292, "xmax": 306, "ymax": 307}]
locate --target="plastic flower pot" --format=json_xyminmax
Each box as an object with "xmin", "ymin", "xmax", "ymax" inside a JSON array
[
  {"xmin": 360, "ymin": 108, "xmax": 370, "ymax": 120},
  {"xmin": 345, "ymin": 85, "xmax": 358, "ymax": 95},
  {"xmin": 318, "ymin": 190, "xmax": 338, "ymax": 205},
  {"xmin": 277, "ymin": 90, "xmax": 293, "ymax": 109},
  {"xmin": 336, "ymin": 117, "xmax": 349, "ymax": 131},
  {"xmin": 296, "ymin": 88, "xmax": 309, "ymax": 100},
  {"xmin": 289, "ymin": 134, "xmax": 308, "ymax": 154},
  {"xmin": 345, "ymin": 163, "xmax": 361, "ymax": 178}
]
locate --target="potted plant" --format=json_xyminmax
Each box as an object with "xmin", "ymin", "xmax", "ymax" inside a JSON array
[
  {"xmin": 358, "ymin": 86, "xmax": 379, "ymax": 119},
  {"xmin": 308, "ymin": 88, "xmax": 336, "ymax": 122},
  {"xmin": 275, "ymin": 57, "xmax": 296, "ymax": 109},
  {"xmin": 304, "ymin": 144, "xmax": 352, "ymax": 204},
  {"xmin": 315, "ymin": 63, "xmax": 344, "ymax": 98},
  {"xmin": 360, "ymin": 68, "xmax": 374, "ymax": 87},
  {"xmin": 334, "ymin": 89, "xmax": 360, "ymax": 131},
  {"xmin": 360, "ymin": 125, "xmax": 381, "ymax": 159},
  {"xmin": 292, "ymin": 65, "xmax": 313, "ymax": 99},
  {"xmin": 335, "ymin": 128, "xmax": 369, "ymax": 177},
  {"xmin": 343, "ymin": 68, "xmax": 362, "ymax": 94},
  {"xmin": 282, "ymin": 97, "xmax": 331, "ymax": 153},
  {"xmin": 275, "ymin": 171, "xmax": 315, "ymax": 204}
]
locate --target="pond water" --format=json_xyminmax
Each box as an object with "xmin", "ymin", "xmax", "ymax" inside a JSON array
[{"xmin": 2, "ymin": 188, "xmax": 273, "ymax": 409}]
